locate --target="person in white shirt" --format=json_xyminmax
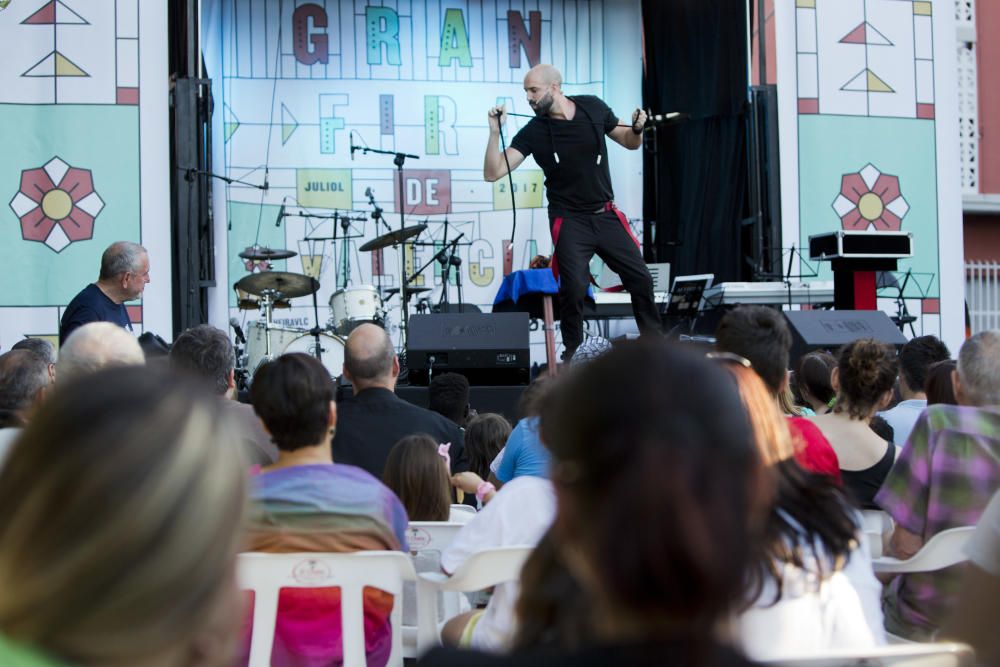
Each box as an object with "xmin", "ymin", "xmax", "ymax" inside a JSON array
[
  {"xmin": 878, "ymin": 335, "xmax": 950, "ymax": 445},
  {"xmin": 439, "ymin": 475, "xmax": 556, "ymax": 650},
  {"xmin": 721, "ymin": 361, "xmax": 886, "ymax": 659}
]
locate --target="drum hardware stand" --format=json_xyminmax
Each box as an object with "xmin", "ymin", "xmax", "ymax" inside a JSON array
[
  {"xmin": 258, "ymin": 289, "xmax": 281, "ymax": 360},
  {"xmin": 354, "ymin": 144, "xmax": 421, "ymax": 348},
  {"xmin": 301, "ymin": 210, "xmax": 366, "ymax": 290},
  {"xmin": 309, "ymin": 287, "xmax": 326, "ymax": 363},
  {"xmin": 365, "ymin": 188, "xmax": 392, "ymax": 295}
]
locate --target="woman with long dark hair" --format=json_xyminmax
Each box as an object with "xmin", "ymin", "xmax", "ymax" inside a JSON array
[
  {"xmin": 420, "ymin": 340, "xmax": 769, "ymax": 666},
  {"xmin": 722, "ymin": 362, "xmax": 885, "ymax": 658}
]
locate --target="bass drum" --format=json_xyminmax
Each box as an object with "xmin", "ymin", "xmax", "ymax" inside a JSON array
[
  {"xmin": 246, "ymin": 322, "xmax": 304, "ymax": 375},
  {"xmin": 281, "ymin": 332, "xmax": 346, "ymax": 379}
]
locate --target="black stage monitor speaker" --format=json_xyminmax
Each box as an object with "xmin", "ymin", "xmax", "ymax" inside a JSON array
[
  {"xmin": 784, "ymin": 310, "xmax": 908, "ymax": 365},
  {"xmin": 407, "ymin": 312, "xmax": 530, "ymax": 386}
]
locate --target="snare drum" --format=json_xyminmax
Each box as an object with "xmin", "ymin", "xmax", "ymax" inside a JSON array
[
  {"xmin": 282, "ymin": 332, "xmax": 345, "ymax": 378},
  {"xmin": 329, "ymin": 285, "xmax": 383, "ymax": 335}
]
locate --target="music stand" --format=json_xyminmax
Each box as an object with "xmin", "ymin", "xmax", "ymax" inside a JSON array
[{"xmin": 665, "ymin": 273, "xmax": 714, "ymax": 335}]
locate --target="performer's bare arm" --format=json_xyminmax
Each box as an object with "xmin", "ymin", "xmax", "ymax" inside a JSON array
[
  {"xmin": 608, "ymin": 107, "xmax": 647, "ymax": 150},
  {"xmin": 484, "ymin": 105, "xmax": 526, "ymax": 182}
]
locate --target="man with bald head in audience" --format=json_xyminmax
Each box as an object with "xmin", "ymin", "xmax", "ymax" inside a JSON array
[
  {"xmin": 0, "ymin": 349, "xmax": 54, "ymax": 465},
  {"xmin": 332, "ymin": 323, "xmax": 466, "ymax": 478},
  {"xmin": 56, "ymin": 322, "xmax": 145, "ymax": 384},
  {"xmin": 59, "ymin": 241, "xmax": 151, "ymax": 344}
]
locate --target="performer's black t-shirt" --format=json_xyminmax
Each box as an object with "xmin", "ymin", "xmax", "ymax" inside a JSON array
[
  {"xmin": 509, "ymin": 95, "xmax": 618, "ymax": 216},
  {"xmin": 59, "ymin": 283, "xmax": 132, "ymax": 344}
]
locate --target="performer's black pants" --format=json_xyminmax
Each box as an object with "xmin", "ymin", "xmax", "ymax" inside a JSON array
[{"xmin": 551, "ymin": 208, "xmax": 661, "ymax": 358}]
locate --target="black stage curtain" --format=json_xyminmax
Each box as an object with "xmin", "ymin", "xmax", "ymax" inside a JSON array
[{"xmin": 642, "ymin": 0, "xmax": 748, "ymax": 283}]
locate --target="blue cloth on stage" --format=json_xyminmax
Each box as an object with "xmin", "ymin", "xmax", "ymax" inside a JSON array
[{"xmin": 493, "ymin": 269, "xmax": 593, "ymax": 306}]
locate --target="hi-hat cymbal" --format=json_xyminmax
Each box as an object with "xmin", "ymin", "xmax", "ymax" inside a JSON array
[
  {"xmin": 235, "ymin": 271, "xmax": 319, "ymax": 299},
  {"xmin": 238, "ymin": 245, "xmax": 297, "ymax": 261},
  {"xmin": 382, "ymin": 286, "xmax": 432, "ymax": 298},
  {"xmin": 359, "ymin": 224, "xmax": 428, "ymax": 252}
]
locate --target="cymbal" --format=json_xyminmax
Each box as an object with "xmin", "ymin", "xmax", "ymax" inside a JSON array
[
  {"xmin": 359, "ymin": 224, "xmax": 428, "ymax": 252},
  {"xmin": 235, "ymin": 271, "xmax": 319, "ymax": 299},
  {"xmin": 238, "ymin": 245, "xmax": 297, "ymax": 261},
  {"xmin": 383, "ymin": 286, "xmax": 432, "ymax": 298}
]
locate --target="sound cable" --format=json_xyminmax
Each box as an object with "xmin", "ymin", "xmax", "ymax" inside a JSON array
[{"xmin": 495, "ymin": 111, "xmax": 517, "ymax": 266}]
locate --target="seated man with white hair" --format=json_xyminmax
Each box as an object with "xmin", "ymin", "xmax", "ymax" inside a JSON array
[
  {"xmin": 876, "ymin": 330, "xmax": 1000, "ymax": 640},
  {"xmin": 0, "ymin": 350, "xmax": 54, "ymax": 465},
  {"xmin": 56, "ymin": 322, "xmax": 144, "ymax": 385}
]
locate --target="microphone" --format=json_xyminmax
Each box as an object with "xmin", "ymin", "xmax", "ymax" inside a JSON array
[
  {"xmin": 263, "ymin": 167, "xmax": 270, "ymax": 191},
  {"xmin": 275, "ymin": 197, "xmax": 287, "ymax": 227},
  {"xmin": 645, "ymin": 111, "xmax": 690, "ymax": 125},
  {"xmin": 229, "ymin": 317, "xmax": 247, "ymax": 345},
  {"xmin": 350, "ymin": 141, "xmax": 356, "ymax": 161}
]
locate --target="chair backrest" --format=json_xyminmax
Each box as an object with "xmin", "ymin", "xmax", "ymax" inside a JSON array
[
  {"xmin": 763, "ymin": 642, "xmax": 975, "ymax": 666},
  {"xmin": 449, "ymin": 504, "xmax": 477, "ymax": 523},
  {"xmin": 859, "ymin": 509, "xmax": 894, "ymax": 558},
  {"xmin": 238, "ymin": 551, "xmax": 423, "ymax": 667},
  {"xmin": 407, "ymin": 521, "xmax": 466, "ymax": 555},
  {"xmin": 427, "ymin": 545, "xmax": 533, "ymax": 592},
  {"xmin": 872, "ymin": 526, "xmax": 977, "ymax": 574}
]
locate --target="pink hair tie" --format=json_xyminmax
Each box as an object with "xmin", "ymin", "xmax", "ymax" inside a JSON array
[{"xmin": 437, "ymin": 442, "xmax": 451, "ymax": 469}]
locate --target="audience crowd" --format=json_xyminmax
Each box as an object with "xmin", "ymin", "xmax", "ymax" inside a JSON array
[{"xmin": 0, "ymin": 305, "xmax": 998, "ymax": 666}]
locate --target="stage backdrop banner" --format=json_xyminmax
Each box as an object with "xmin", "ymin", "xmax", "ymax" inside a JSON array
[
  {"xmin": 774, "ymin": 0, "xmax": 964, "ymax": 352},
  {"xmin": 202, "ymin": 0, "xmax": 643, "ymax": 363},
  {"xmin": 0, "ymin": 0, "xmax": 171, "ymax": 350}
]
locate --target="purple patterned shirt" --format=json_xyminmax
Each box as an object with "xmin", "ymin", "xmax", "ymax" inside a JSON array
[{"xmin": 875, "ymin": 404, "xmax": 1000, "ymax": 635}]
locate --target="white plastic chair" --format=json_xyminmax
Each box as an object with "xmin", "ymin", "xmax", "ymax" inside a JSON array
[
  {"xmin": 449, "ymin": 504, "xmax": 477, "ymax": 523},
  {"xmin": 416, "ymin": 545, "xmax": 534, "ymax": 649},
  {"xmin": 402, "ymin": 521, "xmax": 469, "ymax": 656},
  {"xmin": 763, "ymin": 642, "xmax": 974, "ymax": 666},
  {"xmin": 237, "ymin": 551, "xmax": 435, "ymax": 667},
  {"xmin": 872, "ymin": 526, "xmax": 977, "ymax": 574},
  {"xmin": 407, "ymin": 521, "xmax": 466, "ymax": 556},
  {"xmin": 860, "ymin": 509, "xmax": 894, "ymax": 558}
]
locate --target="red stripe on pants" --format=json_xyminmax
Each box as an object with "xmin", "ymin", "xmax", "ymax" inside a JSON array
[{"xmin": 549, "ymin": 216, "xmax": 564, "ymax": 280}]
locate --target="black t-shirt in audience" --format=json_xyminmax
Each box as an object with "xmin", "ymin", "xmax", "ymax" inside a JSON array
[
  {"xmin": 332, "ymin": 387, "xmax": 466, "ymax": 480},
  {"xmin": 59, "ymin": 283, "xmax": 132, "ymax": 344}
]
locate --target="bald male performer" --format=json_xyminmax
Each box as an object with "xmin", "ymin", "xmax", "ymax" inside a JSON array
[{"xmin": 484, "ymin": 64, "xmax": 661, "ymax": 360}]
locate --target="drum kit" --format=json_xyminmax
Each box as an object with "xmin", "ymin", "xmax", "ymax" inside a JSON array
[
  {"xmin": 232, "ymin": 141, "xmax": 472, "ymax": 385},
  {"xmin": 231, "ymin": 210, "xmax": 464, "ymax": 385}
]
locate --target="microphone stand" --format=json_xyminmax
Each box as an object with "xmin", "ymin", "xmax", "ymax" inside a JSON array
[
  {"xmin": 355, "ymin": 145, "xmax": 420, "ymax": 348},
  {"xmin": 178, "ymin": 166, "xmax": 269, "ymax": 231},
  {"xmin": 412, "ymin": 234, "xmax": 464, "ymax": 313},
  {"xmin": 177, "ymin": 167, "xmax": 268, "ymax": 190}
]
